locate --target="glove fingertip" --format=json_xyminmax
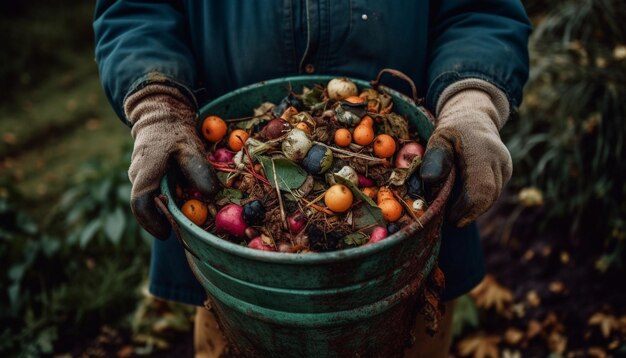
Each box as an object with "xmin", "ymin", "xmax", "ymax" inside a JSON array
[
  {"xmin": 132, "ymin": 191, "xmax": 171, "ymax": 240},
  {"xmin": 421, "ymin": 147, "xmax": 453, "ymax": 184},
  {"xmin": 182, "ymin": 154, "xmax": 220, "ymax": 196}
]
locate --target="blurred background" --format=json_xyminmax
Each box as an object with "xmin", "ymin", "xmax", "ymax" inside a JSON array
[{"xmin": 1, "ymin": 0, "xmax": 625, "ymax": 357}]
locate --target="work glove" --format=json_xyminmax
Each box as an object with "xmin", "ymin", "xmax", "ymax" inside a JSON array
[
  {"xmin": 124, "ymin": 84, "xmax": 218, "ymax": 240},
  {"xmin": 421, "ymin": 80, "xmax": 512, "ymax": 227}
]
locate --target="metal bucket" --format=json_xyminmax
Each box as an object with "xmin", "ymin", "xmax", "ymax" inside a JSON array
[{"xmin": 158, "ymin": 70, "xmax": 454, "ymax": 357}]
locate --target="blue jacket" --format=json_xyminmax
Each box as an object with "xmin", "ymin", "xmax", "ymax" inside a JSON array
[
  {"xmin": 94, "ymin": 0, "xmax": 530, "ymax": 122},
  {"xmin": 94, "ymin": 0, "xmax": 530, "ymax": 305}
]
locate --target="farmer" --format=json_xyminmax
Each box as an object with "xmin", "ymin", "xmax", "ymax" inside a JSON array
[{"xmin": 94, "ymin": 1, "xmax": 530, "ymax": 356}]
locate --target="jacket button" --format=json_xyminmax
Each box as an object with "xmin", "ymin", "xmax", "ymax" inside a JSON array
[{"xmin": 305, "ymin": 64, "xmax": 315, "ymax": 74}]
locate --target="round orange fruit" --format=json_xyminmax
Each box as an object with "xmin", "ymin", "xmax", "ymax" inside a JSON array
[
  {"xmin": 373, "ymin": 134, "xmax": 397, "ymax": 158},
  {"xmin": 228, "ymin": 129, "xmax": 249, "ymax": 151},
  {"xmin": 324, "ymin": 184, "xmax": 354, "ymax": 213},
  {"xmin": 181, "ymin": 199, "xmax": 208, "ymax": 226},
  {"xmin": 353, "ymin": 124, "xmax": 374, "ymax": 146},
  {"xmin": 334, "ymin": 128, "xmax": 352, "ymax": 147},
  {"xmin": 201, "ymin": 116, "xmax": 228, "ymax": 142}
]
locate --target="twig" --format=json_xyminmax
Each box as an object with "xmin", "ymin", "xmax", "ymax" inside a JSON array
[
  {"xmin": 313, "ymin": 141, "xmax": 386, "ymax": 163},
  {"xmin": 271, "ymin": 158, "xmax": 288, "ymax": 231},
  {"xmin": 300, "ymin": 197, "xmax": 335, "ymax": 215},
  {"xmin": 224, "ymin": 108, "xmax": 273, "ymax": 123}
]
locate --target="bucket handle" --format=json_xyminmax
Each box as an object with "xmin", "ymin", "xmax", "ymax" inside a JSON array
[
  {"xmin": 370, "ymin": 68, "xmax": 423, "ymax": 105},
  {"xmin": 154, "ymin": 194, "xmax": 201, "ymax": 260}
]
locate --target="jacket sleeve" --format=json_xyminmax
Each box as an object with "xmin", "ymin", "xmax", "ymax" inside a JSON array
[
  {"xmin": 94, "ymin": 0, "xmax": 197, "ymax": 125},
  {"xmin": 426, "ymin": 0, "xmax": 531, "ymax": 112}
]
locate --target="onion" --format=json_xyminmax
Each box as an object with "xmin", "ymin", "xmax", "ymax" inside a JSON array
[
  {"xmin": 395, "ymin": 142, "xmax": 425, "ymax": 169},
  {"xmin": 281, "ymin": 129, "xmax": 313, "ymax": 161},
  {"xmin": 215, "ymin": 204, "xmax": 248, "ymax": 238},
  {"xmin": 261, "ymin": 118, "xmax": 289, "ymax": 140},
  {"xmin": 327, "ymin": 77, "xmax": 358, "ymax": 100},
  {"xmin": 209, "ymin": 148, "xmax": 235, "ymax": 164}
]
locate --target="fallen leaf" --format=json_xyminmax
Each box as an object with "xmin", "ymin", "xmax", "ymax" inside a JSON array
[
  {"xmin": 502, "ymin": 349, "xmax": 521, "ymax": 358},
  {"xmin": 589, "ymin": 313, "xmax": 619, "ymax": 338},
  {"xmin": 457, "ymin": 334, "xmax": 500, "ymax": 358},
  {"xmin": 504, "ymin": 328, "xmax": 524, "ymax": 345},
  {"xmin": 526, "ymin": 290, "xmax": 541, "ymax": 307},
  {"xmin": 522, "ymin": 249, "xmax": 535, "ymax": 262},
  {"xmin": 116, "ymin": 345, "xmax": 134, "ymax": 358},
  {"xmin": 548, "ymin": 331, "xmax": 567, "ymax": 354},
  {"xmin": 587, "ymin": 347, "xmax": 607, "ymax": 358},
  {"xmin": 527, "ymin": 320, "xmax": 543, "ymax": 339},
  {"xmin": 470, "ymin": 275, "xmax": 513, "ymax": 313},
  {"xmin": 518, "ymin": 187, "xmax": 544, "ymax": 207},
  {"xmin": 549, "ymin": 281, "xmax": 566, "ymax": 294},
  {"xmin": 2, "ymin": 132, "xmax": 17, "ymax": 144},
  {"xmin": 560, "ymin": 252, "xmax": 570, "ymax": 264}
]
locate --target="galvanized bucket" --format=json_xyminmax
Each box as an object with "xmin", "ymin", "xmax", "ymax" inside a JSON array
[{"xmin": 158, "ymin": 70, "xmax": 455, "ymax": 357}]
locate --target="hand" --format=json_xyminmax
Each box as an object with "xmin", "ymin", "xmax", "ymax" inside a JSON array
[
  {"xmin": 421, "ymin": 85, "xmax": 512, "ymax": 227},
  {"xmin": 124, "ymin": 84, "xmax": 218, "ymax": 239}
]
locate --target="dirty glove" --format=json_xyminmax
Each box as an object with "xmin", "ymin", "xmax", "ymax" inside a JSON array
[
  {"xmin": 124, "ymin": 84, "xmax": 218, "ymax": 239},
  {"xmin": 421, "ymin": 80, "xmax": 512, "ymax": 227}
]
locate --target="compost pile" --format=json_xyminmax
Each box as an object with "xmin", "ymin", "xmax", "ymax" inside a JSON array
[{"xmin": 175, "ymin": 77, "xmax": 430, "ymax": 253}]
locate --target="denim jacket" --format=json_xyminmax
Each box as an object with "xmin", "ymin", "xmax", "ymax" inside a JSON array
[{"xmin": 94, "ymin": 0, "xmax": 530, "ymax": 123}]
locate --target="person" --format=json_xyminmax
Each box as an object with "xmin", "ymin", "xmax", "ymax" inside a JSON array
[{"xmin": 94, "ymin": 1, "xmax": 530, "ymax": 356}]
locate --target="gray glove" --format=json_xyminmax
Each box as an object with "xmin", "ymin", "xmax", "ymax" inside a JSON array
[
  {"xmin": 124, "ymin": 84, "xmax": 218, "ymax": 239},
  {"xmin": 421, "ymin": 80, "xmax": 512, "ymax": 227}
]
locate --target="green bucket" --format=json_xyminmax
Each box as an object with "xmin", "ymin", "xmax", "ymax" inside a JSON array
[{"xmin": 159, "ymin": 70, "xmax": 455, "ymax": 357}]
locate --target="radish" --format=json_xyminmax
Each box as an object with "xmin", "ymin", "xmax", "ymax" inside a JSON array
[
  {"xmin": 395, "ymin": 142, "xmax": 425, "ymax": 169},
  {"xmin": 248, "ymin": 237, "xmax": 277, "ymax": 251},
  {"xmin": 357, "ymin": 174, "xmax": 375, "ymax": 188},
  {"xmin": 209, "ymin": 148, "xmax": 235, "ymax": 164},
  {"xmin": 367, "ymin": 226, "xmax": 388, "ymax": 245},
  {"xmin": 215, "ymin": 204, "xmax": 248, "ymax": 238},
  {"xmin": 288, "ymin": 212, "xmax": 307, "ymax": 234}
]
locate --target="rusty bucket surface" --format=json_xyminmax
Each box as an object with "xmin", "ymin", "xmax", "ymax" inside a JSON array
[{"xmin": 159, "ymin": 72, "xmax": 453, "ymax": 357}]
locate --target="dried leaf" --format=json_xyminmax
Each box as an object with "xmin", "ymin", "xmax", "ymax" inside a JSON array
[
  {"xmin": 549, "ymin": 281, "xmax": 566, "ymax": 294},
  {"xmin": 470, "ymin": 275, "xmax": 513, "ymax": 313},
  {"xmin": 504, "ymin": 328, "xmax": 525, "ymax": 345},
  {"xmin": 587, "ymin": 347, "xmax": 607, "ymax": 358},
  {"xmin": 548, "ymin": 331, "xmax": 567, "ymax": 355},
  {"xmin": 527, "ymin": 320, "xmax": 543, "ymax": 339},
  {"xmin": 457, "ymin": 334, "xmax": 500, "ymax": 358},
  {"xmin": 588, "ymin": 313, "xmax": 619, "ymax": 338},
  {"xmin": 383, "ymin": 113, "xmax": 410, "ymax": 140},
  {"xmin": 502, "ymin": 349, "xmax": 521, "ymax": 358},
  {"xmin": 526, "ymin": 290, "xmax": 541, "ymax": 307},
  {"xmin": 237, "ymin": 102, "xmax": 274, "ymax": 129}
]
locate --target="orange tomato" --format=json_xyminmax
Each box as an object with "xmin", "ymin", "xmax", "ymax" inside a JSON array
[
  {"xmin": 353, "ymin": 124, "xmax": 374, "ymax": 146},
  {"xmin": 334, "ymin": 128, "xmax": 352, "ymax": 147},
  {"xmin": 362, "ymin": 187, "xmax": 378, "ymax": 199},
  {"xmin": 228, "ymin": 129, "xmax": 249, "ymax": 151},
  {"xmin": 359, "ymin": 115, "xmax": 374, "ymax": 128},
  {"xmin": 378, "ymin": 199, "xmax": 403, "ymax": 222},
  {"xmin": 324, "ymin": 184, "xmax": 354, "ymax": 213},
  {"xmin": 201, "ymin": 116, "xmax": 228, "ymax": 142},
  {"xmin": 295, "ymin": 122, "xmax": 311, "ymax": 134},
  {"xmin": 373, "ymin": 134, "xmax": 397, "ymax": 158},
  {"xmin": 181, "ymin": 199, "xmax": 208, "ymax": 226}
]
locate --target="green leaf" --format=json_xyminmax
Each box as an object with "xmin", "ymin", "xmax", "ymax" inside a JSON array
[
  {"xmin": 104, "ymin": 207, "xmax": 126, "ymax": 245},
  {"xmin": 333, "ymin": 174, "xmax": 385, "ymax": 228},
  {"xmin": 451, "ymin": 295, "xmax": 479, "ymax": 337},
  {"xmin": 257, "ymin": 156, "xmax": 308, "ymax": 191},
  {"xmin": 80, "ymin": 219, "xmax": 102, "ymax": 248},
  {"xmin": 343, "ymin": 232, "xmax": 369, "ymax": 246}
]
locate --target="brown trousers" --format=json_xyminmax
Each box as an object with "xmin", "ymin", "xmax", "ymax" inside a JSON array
[{"xmin": 194, "ymin": 301, "xmax": 454, "ymax": 358}]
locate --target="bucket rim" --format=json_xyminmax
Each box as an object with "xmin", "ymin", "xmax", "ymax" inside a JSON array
[{"xmin": 160, "ymin": 74, "xmax": 434, "ymax": 264}]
